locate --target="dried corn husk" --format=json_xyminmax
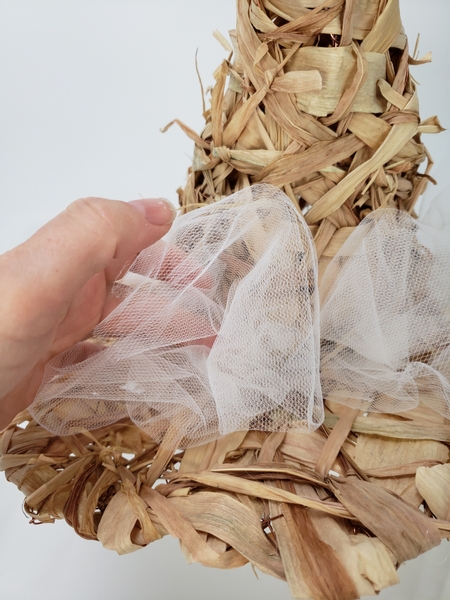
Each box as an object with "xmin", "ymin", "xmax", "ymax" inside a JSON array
[
  {"xmin": 416, "ymin": 463, "xmax": 450, "ymax": 520},
  {"xmin": 1, "ymin": 1, "xmax": 448, "ymax": 599}
]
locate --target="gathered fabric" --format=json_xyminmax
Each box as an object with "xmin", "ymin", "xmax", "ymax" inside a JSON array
[
  {"xmin": 30, "ymin": 185, "xmax": 450, "ymax": 446},
  {"xmin": 30, "ymin": 185, "xmax": 323, "ymax": 446},
  {"xmin": 320, "ymin": 205, "xmax": 450, "ymax": 416}
]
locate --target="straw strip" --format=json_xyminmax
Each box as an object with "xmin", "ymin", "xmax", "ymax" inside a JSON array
[{"xmin": 1, "ymin": 2, "xmax": 447, "ymax": 598}]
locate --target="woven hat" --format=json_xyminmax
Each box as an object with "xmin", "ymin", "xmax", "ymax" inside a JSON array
[{"xmin": 2, "ymin": 2, "xmax": 449, "ymax": 599}]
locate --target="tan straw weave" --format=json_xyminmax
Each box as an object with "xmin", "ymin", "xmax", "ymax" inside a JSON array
[{"xmin": 2, "ymin": 1, "xmax": 449, "ymax": 598}]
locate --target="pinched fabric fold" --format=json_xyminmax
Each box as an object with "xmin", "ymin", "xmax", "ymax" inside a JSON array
[
  {"xmin": 30, "ymin": 185, "xmax": 323, "ymax": 446},
  {"xmin": 30, "ymin": 184, "xmax": 450, "ymax": 446}
]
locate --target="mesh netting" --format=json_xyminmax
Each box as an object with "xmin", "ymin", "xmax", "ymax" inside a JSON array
[
  {"xmin": 30, "ymin": 184, "xmax": 323, "ymax": 446},
  {"xmin": 29, "ymin": 184, "xmax": 450, "ymax": 446},
  {"xmin": 320, "ymin": 201, "xmax": 450, "ymax": 416}
]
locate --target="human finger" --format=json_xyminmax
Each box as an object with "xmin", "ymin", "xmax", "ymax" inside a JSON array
[
  {"xmin": 0, "ymin": 197, "xmax": 176, "ymax": 399},
  {"xmin": 1, "ymin": 197, "xmax": 176, "ymax": 332}
]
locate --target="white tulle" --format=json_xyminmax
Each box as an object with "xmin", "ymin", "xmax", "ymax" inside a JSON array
[
  {"xmin": 29, "ymin": 184, "xmax": 450, "ymax": 446},
  {"xmin": 30, "ymin": 184, "xmax": 323, "ymax": 446},
  {"xmin": 320, "ymin": 205, "xmax": 450, "ymax": 416}
]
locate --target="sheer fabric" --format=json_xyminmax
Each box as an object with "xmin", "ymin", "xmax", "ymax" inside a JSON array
[
  {"xmin": 30, "ymin": 185, "xmax": 450, "ymax": 446},
  {"xmin": 30, "ymin": 185, "xmax": 322, "ymax": 446}
]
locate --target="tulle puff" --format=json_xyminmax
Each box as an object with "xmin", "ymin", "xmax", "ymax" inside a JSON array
[{"xmin": 30, "ymin": 184, "xmax": 450, "ymax": 446}]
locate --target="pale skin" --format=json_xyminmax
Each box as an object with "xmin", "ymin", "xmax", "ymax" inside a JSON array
[{"xmin": 0, "ymin": 196, "xmax": 176, "ymax": 429}]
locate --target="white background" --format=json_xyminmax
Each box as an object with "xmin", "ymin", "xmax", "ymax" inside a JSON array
[{"xmin": 1, "ymin": 1, "xmax": 450, "ymax": 599}]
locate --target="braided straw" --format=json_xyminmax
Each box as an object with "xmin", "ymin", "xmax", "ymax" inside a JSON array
[{"xmin": 2, "ymin": 1, "xmax": 449, "ymax": 598}]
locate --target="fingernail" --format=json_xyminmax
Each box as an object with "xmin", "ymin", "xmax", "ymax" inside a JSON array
[{"xmin": 129, "ymin": 198, "xmax": 177, "ymax": 225}]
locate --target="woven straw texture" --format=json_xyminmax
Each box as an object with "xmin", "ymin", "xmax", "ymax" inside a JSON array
[{"xmin": 1, "ymin": 1, "xmax": 449, "ymax": 599}]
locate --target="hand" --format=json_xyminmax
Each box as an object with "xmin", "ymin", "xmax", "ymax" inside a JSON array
[{"xmin": 0, "ymin": 196, "xmax": 176, "ymax": 429}]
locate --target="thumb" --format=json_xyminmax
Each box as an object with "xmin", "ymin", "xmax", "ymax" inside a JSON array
[
  {"xmin": 2, "ymin": 196, "xmax": 176, "ymax": 316},
  {"xmin": 0, "ymin": 196, "xmax": 176, "ymax": 406}
]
